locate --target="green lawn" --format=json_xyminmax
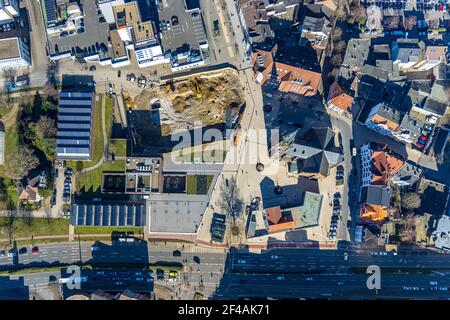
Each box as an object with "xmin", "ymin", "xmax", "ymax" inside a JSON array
[
  {"xmin": 74, "ymin": 226, "xmax": 143, "ymax": 235},
  {"xmin": 0, "ymin": 105, "xmax": 11, "ymax": 118},
  {"xmin": 76, "ymin": 160, "xmax": 125, "ymax": 194},
  {"xmin": 0, "ymin": 217, "xmax": 69, "ymax": 239},
  {"xmin": 67, "ymin": 95, "xmax": 104, "ymax": 171},
  {"xmin": 109, "ymin": 139, "xmax": 127, "ymax": 157},
  {"xmin": 105, "ymin": 95, "xmax": 112, "ymax": 138},
  {"xmin": 186, "ymin": 175, "xmax": 214, "ymax": 195},
  {"xmin": 0, "ymin": 121, "xmax": 20, "ymax": 208},
  {"xmin": 174, "ymin": 143, "xmax": 228, "ymax": 163}
]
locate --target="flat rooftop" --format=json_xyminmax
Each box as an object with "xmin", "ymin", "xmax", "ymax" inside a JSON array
[
  {"xmin": 114, "ymin": 2, "xmax": 155, "ymax": 43},
  {"xmin": 147, "ymin": 193, "xmax": 208, "ymax": 233},
  {"xmin": 0, "ymin": 38, "xmax": 19, "ymax": 59}
]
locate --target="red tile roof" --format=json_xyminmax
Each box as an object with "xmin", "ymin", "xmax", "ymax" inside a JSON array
[{"xmin": 274, "ymin": 62, "xmax": 321, "ymax": 96}]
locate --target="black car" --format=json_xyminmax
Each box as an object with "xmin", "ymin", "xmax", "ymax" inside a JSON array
[
  {"xmin": 334, "ymin": 192, "xmax": 341, "ymax": 199},
  {"xmin": 173, "ymin": 250, "xmax": 181, "ymax": 257},
  {"xmin": 18, "ymin": 247, "xmax": 27, "ymax": 254},
  {"xmin": 193, "ymin": 256, "xmax": 200, "ymax": 264}
]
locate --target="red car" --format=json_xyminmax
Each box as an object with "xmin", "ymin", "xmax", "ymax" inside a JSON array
[
  {"xmin": 31, "ymin": 246, "xmax": 39, "ymax": 254},
  {"xmin": 416, "ymin": 142, "xmax": 425, "ymax": 149},
  {"xmin": 419, "ymin": 135, "xmax": 428, "ymax": 141}
]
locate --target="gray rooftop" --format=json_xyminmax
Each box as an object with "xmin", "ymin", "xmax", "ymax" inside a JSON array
[
  {"xmin": 362, "ymin": 185, "xmax": 392, "ymax": 207},
  {"xmin": 147, "ymin": 193, "xmax": 209, "ymax": 234}
]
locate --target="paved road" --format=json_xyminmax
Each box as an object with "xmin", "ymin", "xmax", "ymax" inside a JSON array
[
  {"xmin": 330, "ymin": 112, "xmax": 353, "ymax": 242},
  {"xmin": 213, "ymin": 249, "xmax": 450, "ymax": 299},
  {"xmin": 0, "ymin": 241, "xmax": 226, "ymax": 299}
]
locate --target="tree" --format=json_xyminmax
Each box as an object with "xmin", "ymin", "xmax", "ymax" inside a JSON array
[
  {"xmin": 0, "ymin": 210, "xmax": 16, "ymax": 244},
  {"xmin": 399, "ymin": 212, "xmax": 416, "ymax": 243},
  {"xmin": 331, "ymin": 54, "xmax": 343, "ymax": 67},
  {"xmin": 217, "ymin": 176, "xmax": 243, "ymax": 226},
  {"xmin": 41, "ymin": 100, "xmax": 57, "ymax": 112},
  {"xmin": 333, "ymin": 40, "xmax": 347, "ymax": 54},
  {"xmin": 5, "ymin": 145, "xmax": 39, "ymax": 179},
  {"xmin": 75, "ymin": 161, "xmax": 84, "ymax": 173},
  {"xmin": 43, "ymin": 62, "xmax": 59, "ymax": 99},
  {"xmin": 24, "ymin": 116, "xmax": 57, "ymax": 162},
  {"xmin": 401, "ymin": 192, "xmax": 421, "ymax": 210},
  {"xmin": 331, "ymin": 27, "xmax": 343, "ymax": 42}
]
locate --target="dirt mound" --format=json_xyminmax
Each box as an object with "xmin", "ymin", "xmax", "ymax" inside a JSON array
[{"xmin": 132, "ymin": 69, "xmax": 245, "ymax": 136}]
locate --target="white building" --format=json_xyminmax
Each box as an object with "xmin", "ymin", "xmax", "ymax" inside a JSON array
[
  {"xmin": 135, "ymin": 44, "xmax": 169, "ymax": 68},
  {"xmin": 98, "ymin": 0, "xmax": 124, "ymax": 24},
  {"xmin": 0, "ymin": 36, "xmax": 31, "ymax": 70},
  {"xmin": 0, "ymin": 0, "xmax": 19, "ymax": 25}
]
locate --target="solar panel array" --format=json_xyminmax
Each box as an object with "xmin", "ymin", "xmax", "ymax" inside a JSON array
[
  {"xmin": 71, "ymin": 203, "xmax": 145, "ymax": 226},
  {"xmin": 57, "ymin": 91, "xmax": 93, "ymax": 160},
  {"xmin": 44, "ymin": 0, "xmax": 57, "ymax": 24}
]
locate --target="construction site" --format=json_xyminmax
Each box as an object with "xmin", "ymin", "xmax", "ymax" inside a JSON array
[{"xmin": 124, "ymin": 69, "xmax": 245, "ymax": 156}]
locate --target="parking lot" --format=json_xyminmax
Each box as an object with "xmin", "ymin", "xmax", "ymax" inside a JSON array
[
  {"xmin": 157, "ymin": 0, "xmax": 206, "ymax": 52},
  {"xmin": 47, "ymin": 0, "xmax": 109, "ymax": 56}
]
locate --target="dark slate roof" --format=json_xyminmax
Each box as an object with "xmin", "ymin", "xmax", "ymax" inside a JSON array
[
  {"xmin": 377, "ymin": 103, "xmax": 403, "ymax": 125},
  {"xmin": 423, "ymin": 98, "xmax": 447, "ymax": 116},
  {"xmin": 290, "ymin": 127, "xmax": 342, "ymax": 176},
  {"xmin": 391, "ymin": 162, "xmax": 423, "ymax": 186},
  {"xmin": 301, "ymin": 127, "xmax": 335, "ymax": 150},
  {"xmin": 362, "ymin": 185, "xmax": 392, "ymax": 207}
]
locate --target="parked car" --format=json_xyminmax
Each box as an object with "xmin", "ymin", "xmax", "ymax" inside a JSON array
[
  {"xmin": 31, "ymin": 246, "xmax": 39, "ymax": 254},
  {"xmin": 18, "ymin": 247, "xmax": 27, "ymax": 254},
  {"xmin": 173, "ymin": 250, "xmax": 181, "ymax": 257},
  {"xmin": 7, "ymin": 249, "xmax": 17, "ymax": 257},
  {"xmin": 0, "ymin": 250, "xmax": 5, "ymax": 257}
]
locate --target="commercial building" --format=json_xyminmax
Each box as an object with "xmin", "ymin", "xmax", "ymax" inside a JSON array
[
  {"xmin": 275, "ymin": 127, "xmax": 343, "ymax": 178},
  {"xmin": 0, "ymin": 35, "xmax": 31, "ymax": 69},
  {"xmin": 246, "ymin": 191, "xmax": 323, "ymax": 238},
  {"xmin": 71, "ymin": 202, "xmax": 146, "ymax": 226},
  {"xmin": 0, "ymin": 0, "xmax": 19, "ymax": 25},
  {"xmin": 56, "ymin": 90, "xmax": 94, "ymax": 160},
  {"xmin": 252, "ymin": 47, "xmax": 322, "ymax": 96}
]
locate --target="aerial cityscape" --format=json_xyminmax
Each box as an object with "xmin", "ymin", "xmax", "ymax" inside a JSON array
[{"xmin": 0, "ymin": 0, "xmax": 449, "ymax": 303}]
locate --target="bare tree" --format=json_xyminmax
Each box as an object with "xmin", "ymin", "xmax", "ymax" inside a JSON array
[
  {"xmin": 1, "ymin": 210, "xmax": 16, "ymax": 244},
  {"xmin": 5, "ymin": 145, "xmax": 40, "ymax": 179},
  {"xmin": 401, "ymin": 192, "xmax": 421, "ymax": 211},
  {"xmin": 218, "ymin": 176, "xmax": 243, "ymax": 226},
  {"xmin": 331, "ymin": 54, "xmax": 344, "ymax": 67},
  {"xmin": 399, "ymin": 212, "xmax": 416, "ymax": 243},
  {"xmin": 333, "ymin": 40, "xmax": 347, "ymax": 54},
  {"xmin": 43, "ymin": 62, "xmax": 59, "ymax": 99},
  {"xmin": 35, "ymin": 116, "xmax": 57, "ymax": 138}
]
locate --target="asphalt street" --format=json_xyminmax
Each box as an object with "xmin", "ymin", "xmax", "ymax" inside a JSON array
[
  {"xmin": 213, "ymin": 249, "xmax": 450, "ymax": 299},
  {"xmin": 4, "ymin": 244, "xmax": 450, "ymax": 299}
]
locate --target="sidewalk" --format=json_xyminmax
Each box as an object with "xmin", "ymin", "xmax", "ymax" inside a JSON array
[{"xmin": 1, "ymin": 232, "xmax": 338, "ymax": 251}]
